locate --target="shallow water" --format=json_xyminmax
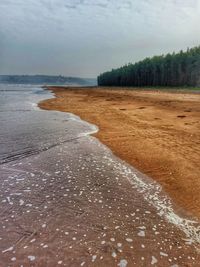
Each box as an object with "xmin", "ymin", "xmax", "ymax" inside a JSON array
[
  {"xmin": 0, "ymin": 84, "xmax": 200, "ymax": 266},
  {"xmin": 0, "ymin": 84, "xmax": 97, "ymax": 164}
]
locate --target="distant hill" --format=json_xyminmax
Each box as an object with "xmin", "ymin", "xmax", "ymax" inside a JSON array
[{"xmin": 0, "ymin": 75, "xmax": 97, "ymax": 86}]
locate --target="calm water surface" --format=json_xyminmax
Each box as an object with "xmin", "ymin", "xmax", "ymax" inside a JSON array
[{"xmin": 0, "ymin": 84, "xmax": 96, "ymax": 164}]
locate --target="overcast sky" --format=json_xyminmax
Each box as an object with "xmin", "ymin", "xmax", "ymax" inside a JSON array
[{"xmin": 0, "ymin": 0, "xmax": 200, "ymax": 78}]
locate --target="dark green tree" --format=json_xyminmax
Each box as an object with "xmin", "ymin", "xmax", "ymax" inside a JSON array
[{"xmin": 98, "ymin": 46, "xmax": 200, "ymax": 87}]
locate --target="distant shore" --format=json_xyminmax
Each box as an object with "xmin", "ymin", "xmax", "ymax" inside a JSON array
[{"xmin": 39, "ymin": 86, "xmax": 200, "ymax": 218}]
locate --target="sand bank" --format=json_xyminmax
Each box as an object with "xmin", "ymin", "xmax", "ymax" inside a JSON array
[{"xmin": 39, "ymin": 87, "xmax": 200, "ymax": 218}]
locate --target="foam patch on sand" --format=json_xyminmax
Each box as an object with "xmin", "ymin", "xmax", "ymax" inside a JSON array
[
  {"xmin": 103, "ymin": 154, "xmax": 200, "ymax": 246},
  {"xmin": 38, "ymin": 87, "xmax": 200, "ymax": 246},
  {"xmin": 68, "ymin": 113, "xmax": 99, "ymax": 136}
]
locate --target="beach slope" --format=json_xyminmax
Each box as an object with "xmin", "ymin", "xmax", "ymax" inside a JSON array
[{"xmin": 39, "ymin": 87, "xmax": 200, "ymax": 218}]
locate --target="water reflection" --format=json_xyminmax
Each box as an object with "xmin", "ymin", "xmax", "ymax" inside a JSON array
[{"xmin": 0, "ymin": 84, "xmax": 96, "ymax": 164}]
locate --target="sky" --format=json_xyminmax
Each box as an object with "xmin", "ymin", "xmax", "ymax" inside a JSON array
[{"xmin": 0, "ymin": 0, "xmax": 200, "ymax": 78}]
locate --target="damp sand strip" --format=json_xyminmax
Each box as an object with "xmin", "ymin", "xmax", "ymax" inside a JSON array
[
  {"xmin": 39, "ymin": 86, "xmax": 200, "ymax": 247},
  {"xmin": 39, "ymin": 86, "xmax": 200, "ymax": 219}
]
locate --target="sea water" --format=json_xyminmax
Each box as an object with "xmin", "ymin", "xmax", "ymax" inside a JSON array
[{"xmin": 0, "ymin": 84, "xmax": 97, "ymax": 164}]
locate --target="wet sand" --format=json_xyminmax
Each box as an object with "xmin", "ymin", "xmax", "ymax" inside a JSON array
[
  {"xmin": 1, "ymin": 86, "xmax": 200, "ymax": 266},
  {"xmin": 1, "ymin": 134, "xmax": 200, "ymax": 266},
  {"xmin": 40, "ymin": 87, "xmax": 200, "ymax": 218}
]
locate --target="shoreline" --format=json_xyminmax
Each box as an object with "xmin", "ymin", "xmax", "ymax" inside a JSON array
[
  {"xmin": 39, "ymin": 86, "xmax": 200, "ymax": 219},
  {"xmin": 2, "ymin": 84, "xmax": 200, "ymax": 266}
]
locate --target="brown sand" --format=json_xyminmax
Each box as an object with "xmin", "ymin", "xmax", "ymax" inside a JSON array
[
  {"xmin": 39, "ymin": 87, "xmax": 200, "ymax": 218},
  {"xmin": 1, "ymin": 136, "xmax": 200, "ymax": 266}
]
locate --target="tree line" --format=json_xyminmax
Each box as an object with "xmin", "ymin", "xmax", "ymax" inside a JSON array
[{"xmin": 97, "ymin": 46, "xmax": 200, "ymax": 87}]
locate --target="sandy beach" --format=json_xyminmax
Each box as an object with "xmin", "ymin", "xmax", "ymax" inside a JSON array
[
  {"xmin": 1, "ymin": 0, "xmax": 200, "ymax": 265},
  {"xmin": 1, "ymin": 85, "xmax": 200, "ymax": 266},
  {"xmin": 40, "ymin": 86, "xmax": 200, "ymax": 218}
]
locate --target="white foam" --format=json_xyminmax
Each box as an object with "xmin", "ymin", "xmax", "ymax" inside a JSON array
[
  {"xmin": 31, "ymin": 102, "xmax": 40, "ymax": 110},
  {"xmin": 118, "ymin": 259, "xmax": 128, "ymax": 267},
  {"xmin": 151, "ymin": 256, "xmax": 158, "ymax": 265},
  {"xmin": 103, "ymin": 155, "xmax": 200, "ymax": 245},
  {"xmin": 28, "ymin": 255, "xmax": 36, "ymax": 261},
  {"xmin": 2, "ymin": 246, "xmax": 14, "ymax": 253}
]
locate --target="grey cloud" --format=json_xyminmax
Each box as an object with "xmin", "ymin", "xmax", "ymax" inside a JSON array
[{"xmin": 0, "ymin": 0, "xmax": 200, "ymax": 77}]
